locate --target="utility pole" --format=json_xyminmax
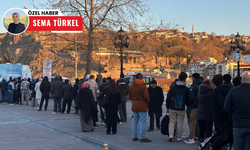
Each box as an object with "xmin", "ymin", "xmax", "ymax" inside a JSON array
[{"xmin": 75, "ymin": 34, "xmax": 77, "ymax": 79}]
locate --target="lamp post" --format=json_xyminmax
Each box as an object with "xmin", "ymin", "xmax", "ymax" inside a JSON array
[
  {"xmin": 113, "ymin": 27, "xmax": 130, "ymax": 76},
  {"xmin": 229, "ymin": 32, "xmax": 247, "ymax": 77}
]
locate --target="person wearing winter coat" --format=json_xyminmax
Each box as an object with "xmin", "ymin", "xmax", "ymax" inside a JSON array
[
  {"xmin": 34, "ymin": 78, "xmax": 42, "ymax": 109},
  {"xmin": 14, "ymin": 79, "xmax": 21, "ymax": 105},
  {"xmin": 102, "ymin": 79, "xmax": 121, "ymax": 134},
  {"xmin": 0, "ymin": 78, "xmax": 8, "ymax": 103},
  {"xmin": 72, "ymin": 78, "xmax": 79, "ymax": 114},
  {"xmin": 117, "ymin": 77, "xmax": 129, "ymax": 123},
  {"xmin": 8, "ymin": 79, "xmax": 16, "ymax": 105},
  {"xmin": 195, "ymin": 80, "xmax": 214, "ymax": 142},
  {"xmin": 51, "ymin": 76, "xmax": 63, "ymax": 114},
  {"xmin": 61, "ymin": 79, "xmax": 73, "ymax": 114},
  {"xmin": 77, "ymin": 82, "xmax": 96, "ymax": 132},
  {"xmin": 30, "ymin": 78, "xmax": 37, "ymax": 108},
  {"xmin": 21, "ymin": 78, "xmax": 30, "ymax": 105},
  {"xmin": 129, "ymin": 73, "xmax": 151, "ymax": 142},
  {"xmin": 147, "ymin": 80, "xmax": 164, "ymax": 131},
  {"xmin": 39, "ymin": 76, "xmax": 51, "ymax": 111},
  {"xmin": 210, "ymin": 74, "xmax": 232, "ymax": 131}
]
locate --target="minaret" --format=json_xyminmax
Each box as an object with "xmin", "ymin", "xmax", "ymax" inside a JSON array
[{"xmin": 192, "ymin": 25, "xmax": 194, "ymax": 36}]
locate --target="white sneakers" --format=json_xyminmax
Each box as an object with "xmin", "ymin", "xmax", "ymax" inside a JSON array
[
  {"xmin": 176, "ymin": 138, "xmax": 182, "ymax": 142},
  {"xmin": 184, "ymin": 139, "xmax": 195, "ymax": 144},
  {"xmin": 168, "ymin": 134, "xmax": 173, "ymax": 142}
]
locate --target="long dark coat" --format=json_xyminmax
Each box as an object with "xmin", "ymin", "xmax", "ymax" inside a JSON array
[
  {"xmin": 103, "ymin": 88, "xmax": 121, "ymax": 125},
  {"xmin": 148, "ymin": 86, "xmax": 164, "ymax": 117}
]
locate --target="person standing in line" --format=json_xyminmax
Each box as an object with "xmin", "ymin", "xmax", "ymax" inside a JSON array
[
  {"xmin": 0, "ymin": 78, "xmax": 8, "ymax": 103},
  {"xmin": 195, "ymin": 80, "xmax": 214, "ymax": 143},
  {"xmin": 117, "ymin": 77, "xmax": 129, "ymax": 123},
  {"xmin": 14, "ymin": 79, "xmax": 21, "ymax": 105},
  {"xmin": 30, "ymin": 77, "xmax": 37, "ymax": 108},
  {"xmin": 77, "ymin": 83, "xmax": 96, "ymax": 132},
  {"xmin": 86, "ymin": 75, "xmax": 99, "ymax": 128},
  {"xmin": 147, "ymin": 79, "xmax": 164, "ymax": 132},
  {"xmin": 34, "ymin": 78, "xmax": 42, "ymax": 109},
  {"xmin": 21, "ymin": 78, "xmax": 30, "ymax": 105},
  {"xmin": 225, "ymin": 73, "xmax": 250, "ymax": 150},
  {"xmin": 129, "ymin": 73, "xmax": 151, "ymax": 142},
  {"xmin": 61, "ymin": 79, "xmax": 73, "ymax": 114},
  {"xmin": 102, "ymin": 79, "xmax": 121, "ymax": 134},
  {"xmin": 51, "ymin": 76, "xmax": 63, "ymax": 114},
  {"xmin": 39, "ymin": 76, "xmax": 51, "ymax": 111},
  {"xmin": 8, "ymin": 79, "xmax": 15, "ymax": 105},
  {"xmin": 185, "ymin": 73, "xmax": 203, "ymax": 144},
  {"xmin": 98, "ymin": 78, "xmax": 108, "ymax": 122},
  {"xmin": 166, "ymin": 72, "xmax": 189, "ymax": 142},
  {"xmin": 73, "ymin": 78, "xmax": 80, "ymax": 114}
]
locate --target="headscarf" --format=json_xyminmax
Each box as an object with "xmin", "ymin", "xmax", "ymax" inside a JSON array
[{"xmin": 81, "ymin": 82, "xmax": 90, "ymax": 89}]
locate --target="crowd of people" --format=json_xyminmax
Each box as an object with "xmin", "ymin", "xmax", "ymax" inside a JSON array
[
  {"xmin": 166, "ymin": 72, "xmax": 250, "ymax": 150},
  {"xmin": 1, "ymin": 71, "xmax": 249, "ymax": 149}
]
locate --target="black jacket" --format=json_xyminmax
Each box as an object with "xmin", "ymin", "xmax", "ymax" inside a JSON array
[
  {"xmin": 148, "ymin": 86, "xmax": 164, "ymax": 117},
  {"xmin": 8, "ymin": 22, "xmax": 25, "ymax": 34},
  {"xmin": 99, "ymin": 83, "xmax": 108, "ymax": 101},
  {"xmin": 117, "ymin": 80, "xmax": 128, "ymax": 97},
  {"xmin": 195, "ymin": 84, "xmax": 213, "ymax": 121},
  {"xmin": 225, "ymin": 83, "xmax": 250, "ymax": 129},
  {"xmin": 72, "ymin": 82, "xmax": 79, "ymax": 98},
  {"xmin": 210, "ymin": 85, "xmax": 232, "ymax": 131},
  {"xmin": 0, "ymin": 80, "xmax": 8, "ymax": 91},
  {"xmin": 166, "ymin": 81, "xmax": 189, "ymax": 111},
  {"xmin": 51, "ymin": 77, "xmax": 63, "ymax": 98},
  {"xmin": 188, "ymin": 78, "xmax": 203, "ymax": 109},
  {"xmin": 40, "ymin": 80, "xmax": 51, "ymax": 97},
  {"xmin": 62, "ymin": 83, "xmax": 73, "ymax": 100},
  {"xmin": 222, "ymin": 82, "xmax": 234, "ymax": 90}
]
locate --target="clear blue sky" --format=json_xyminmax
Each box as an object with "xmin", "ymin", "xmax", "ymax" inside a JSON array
[{"xmin": 0, "ymin": 0, "xmax": 249, "ymax": 35}]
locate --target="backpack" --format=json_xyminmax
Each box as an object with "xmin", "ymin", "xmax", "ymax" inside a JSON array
[
  {"xmin": 173, "ymin": 87, "xmax": 188, "ymax": 109},
  {"xmin": 161, "ymin": 115, "xmax": 170, "ymax": 135},
  {"xmin": 21, "ymin": 81, "xmax": 29, "ymax": 90}
]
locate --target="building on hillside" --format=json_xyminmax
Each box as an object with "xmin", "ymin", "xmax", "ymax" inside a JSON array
[
  {"xmin": 241, "ymin": 55, "xmax": 250, "ymax": 63},
  {"xmin": 188, "ymin": 58, "xmax": 217, "ymax": 76}
]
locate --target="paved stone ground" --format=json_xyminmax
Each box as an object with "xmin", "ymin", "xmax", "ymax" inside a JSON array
[{"xmin": 0, "ymin": 100, "xmax": 199, "ymax": 150}]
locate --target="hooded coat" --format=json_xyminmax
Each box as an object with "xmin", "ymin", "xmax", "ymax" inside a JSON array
[
  {"xmin": 40, "ymin": 77, "xmax": 51, "ymax": 97},
  {"xmin": 129, "ymin": 79, "xmax": 150, "ymax": 112},
  {"xmin": 188, "ymin": 78, "xmax": 203, "ymax": 109},
  {"xmin": 210, "ymin": 84, "xmax": 233, "ymax": 131},
  {"xmin": 117, "ymin": 78, "xmax": 128, "ymax": 101},
  {"xmin": 195, "ymin": 84, "xmax": 213, "ymax": 121},
  {"xmin": 148, "ymin": 86, "xmax": 164, "ymax": 117},
  {"xmin": 166, "ymin": 81, "xmax": 189, "ymax": 111}
]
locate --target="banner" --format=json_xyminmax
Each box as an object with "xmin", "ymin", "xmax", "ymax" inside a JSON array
[
  {"xmin": 0, "ymin": 64, "xmax": 22, "ymax": 81},
  {"xmin": 43, "ymin": 59, "xmax": 52, "ymax": 81}
]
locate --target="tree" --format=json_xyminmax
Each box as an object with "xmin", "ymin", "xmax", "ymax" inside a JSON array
[
  {"xmin": 32, "ymin": 0, "xmax": 149, "ymax": 78},
  {"xmin": 2, "ymin": 47, "xmax": 16, "ymax": 64}
]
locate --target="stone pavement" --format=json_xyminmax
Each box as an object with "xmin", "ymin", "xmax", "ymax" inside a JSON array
[{"xmin": 0, "ymin": 100, "xmax": 198, "ymax": 150}]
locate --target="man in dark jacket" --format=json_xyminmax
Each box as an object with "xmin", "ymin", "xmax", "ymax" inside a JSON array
[
  {"xmin": 51, "ymin": 76, "xmax": 63, "ymax": 114},
  {"xmin": 39, "ymin": 76, "xmax": 51, "ymax": 111},
  {"xmin": 61, "ymin": 79, "xmax": 73, "ymax": 114},
  {"xmin": 117, "ymin": 77, "xmax": 129, "ymax": 123},
  {"xmin": 222, "ymin": 74, "xmax": 233, "ymax": 89},
  {"xmin": 116, "ymin": 74, "xmax": 129, "ymax": 86},
  {"xmin": 98, "ymin": 78, "xmax": 108, "ymax": 122},
  {"xmin": 225, "ymin": 73, "xmax": 250, "ymax": 150},
  {"xmin": 147, "ymin": 79, "xmax": 164, "ymax": 131},
  {"xmin": 1, "ymin": 78, "xmax": 8, "ymax": 103},
  {"xmin": 72, "ymin": 78, "xmax": 79, "ymax": 114},
  {"xmin": 210, "ymin": 74, "xmax": 232, "ymax": 131},
  {"xmin": 166, "ymin": 72, "xmax": 189, "ymax": 142},
  {"xmin": 185, "ymin": 73, "xmax": 203, "ymax": 144}
]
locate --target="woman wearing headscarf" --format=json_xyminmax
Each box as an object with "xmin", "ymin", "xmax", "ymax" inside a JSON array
[
  {"xmin": 77, "ymin": 83, "xmax": 96, "ymax": 132},
  {"xmin": 102, "ymin": 79, "xmax": 121, "ymax": 134},
  {"xmin": 34, "ymin": 78, "xmax": 42, "ymax": 109}
]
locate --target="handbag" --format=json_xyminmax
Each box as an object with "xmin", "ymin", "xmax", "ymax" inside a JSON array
[{"xmin": 101, "ymin": 92, "xmax": 109, "ymax": 108}]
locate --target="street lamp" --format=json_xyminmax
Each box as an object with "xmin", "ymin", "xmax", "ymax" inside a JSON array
[
  {"xmin": 113, "ymin": 27, "xmax": 130, "ymax": 76},
  {"xmin": 229, "ymin": 32, "xmax": 247, "ymax": 77}
]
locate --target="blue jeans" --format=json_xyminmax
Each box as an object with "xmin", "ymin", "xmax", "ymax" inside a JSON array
[
  {"xmin": 132, "ymin": 112, "xmax": 147, "ymax": 139},
  {"xmin": 1, "ymin": 90, "xmax": 8, "ymax": 102},
  {"xmin": 233, "ymin": 128, "xmax": 250, "ymax": 150},
  {"xmin": 98, "ymin": 100, "xmax": 104, "ymax": 121},
  {"xmin": 8, "ymin": 90, "xmax": 14, "ymax": 104}
]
